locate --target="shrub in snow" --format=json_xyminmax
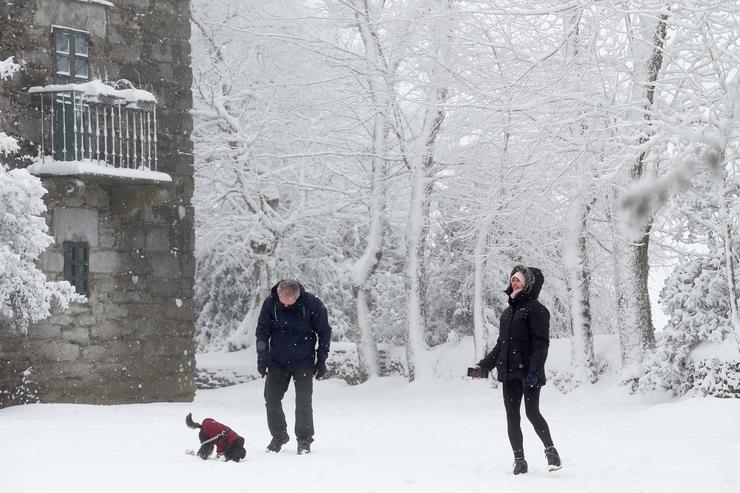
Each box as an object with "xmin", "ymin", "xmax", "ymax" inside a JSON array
[{"xmin": 639, "ymin": 252, "xmax": 740, "ymax": 397}]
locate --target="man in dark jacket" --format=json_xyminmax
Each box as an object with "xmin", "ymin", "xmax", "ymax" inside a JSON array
[
  {"xmin": 256, "ymin": 279, "xmax": 331, "ymax": 455},
  {"xmin": 473, "ymin": 265, "xmax": 561, "ymax": 475}
]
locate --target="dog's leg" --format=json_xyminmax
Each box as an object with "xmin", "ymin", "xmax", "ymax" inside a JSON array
[{"xmin": 197, "ymin": 442, "xmax": 214, "ymax": 460}]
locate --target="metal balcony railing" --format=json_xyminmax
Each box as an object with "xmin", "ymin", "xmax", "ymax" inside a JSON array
[{"xmin": 29, "ymin": 79, "xmax": 158, "ymax": 171}]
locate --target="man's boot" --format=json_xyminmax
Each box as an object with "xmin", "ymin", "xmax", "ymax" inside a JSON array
[
  {"xmin": 297, "ymin": 439, "xmax": 311, "ymax": 455},
  {"xmin": 266, "ymin": 435, "xmax": 289, "ymax": 453}
]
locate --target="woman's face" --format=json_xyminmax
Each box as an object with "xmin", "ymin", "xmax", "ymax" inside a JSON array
[{"xmin": 511, "ymin": 275, "xmax": 524, "ymax": 291}]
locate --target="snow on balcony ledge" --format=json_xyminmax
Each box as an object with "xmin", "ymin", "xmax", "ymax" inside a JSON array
[
  {"xmin": 73, "ymin": 0, "xmax": 115, "ymax": 7},
  {"xmin": 27, "ymin": 158, "xmax": 172, "ymax": 184},
  {"xmin": 29, "ymin": 79, "xmax": 156, "ymax": 109}
]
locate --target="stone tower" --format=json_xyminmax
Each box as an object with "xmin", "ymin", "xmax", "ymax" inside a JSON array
[{"xmin": 0, "ymin": 0, "xmax": 196, "ymax": 406}]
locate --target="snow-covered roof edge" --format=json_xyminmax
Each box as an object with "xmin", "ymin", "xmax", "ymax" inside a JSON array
[{"xmin": 27, "ymin": 159, "xmax": 172, "ymax": 183}]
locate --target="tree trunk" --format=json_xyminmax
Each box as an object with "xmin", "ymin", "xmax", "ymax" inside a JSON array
[
  {"xmin": 717, "ymin": 150, "xmax": 740, "ymax": 338},
  {"xmin": 563, "ymin": 7, "xmax": 597, "ymax": 384},
  {"xmin": 353, "ymin": 286, "xmax": 380, "ymax": 378},
  {"xmin": 348, "ymin": 0, "xmax": 393, "ymax": 379},
  {"xmin": 619, "ymin": 14, "xmax": 668, "ymax": 374},
  {"xmin": 472, "ymin": 218, "xmax": 492, "ymax": 360},
  {"xmin": 405, "ymin": 88, "xmax": 448, "ymax": 381},
  {"xmin": 403, "ymin": 0, "xmax": 453, "ymax": 381},
  {"xmin": 568, "ymin": 199, "xmax": 597, "ymax": 384}
]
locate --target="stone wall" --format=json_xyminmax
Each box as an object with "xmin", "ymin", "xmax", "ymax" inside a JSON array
[{"xmin": 0, "ymin": 0, "xmax": 196, "ymax": 406}]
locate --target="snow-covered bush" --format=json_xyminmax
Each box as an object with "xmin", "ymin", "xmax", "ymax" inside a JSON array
[
  {"xmin": 1, "ymin": 56, "xmax": 81, "ymax": 333},
  {"xmin": 639, "ymin": 253, "xmax": 740, "ymax": 397},
  {"xmin": 194, "ymin": 249, "xmax": 251, "ymax": 351}
]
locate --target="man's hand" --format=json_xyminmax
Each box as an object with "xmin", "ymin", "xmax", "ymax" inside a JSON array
[
  {"xmin": 314, "ymin": 359, "xmax": 327, "ymax": 380},
  {"xmin": 523, "ymin": 372, "xmax": 538, "ymax": 390},
  {"xmin": 258, "ymin": 363, "xmax": 267, "ymax": 378}
]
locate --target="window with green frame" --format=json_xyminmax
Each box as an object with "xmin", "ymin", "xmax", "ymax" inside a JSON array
[
  {"xmin": 52, "ymin": 27, "xmax": 91, "ymax": 160},
  {"xmin": 63, "ymin": 241, "xmax": 89, "ymax": 296}
]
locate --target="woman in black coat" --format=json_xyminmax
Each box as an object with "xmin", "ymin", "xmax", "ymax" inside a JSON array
[{"xmin": 472, "ymin": 265, "xmax": 561, "ymax": 475}]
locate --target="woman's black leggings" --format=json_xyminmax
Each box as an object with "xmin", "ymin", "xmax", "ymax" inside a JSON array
[{"xmin": 502, "ymin": 380, "xmax": 554, "ymax": 457}]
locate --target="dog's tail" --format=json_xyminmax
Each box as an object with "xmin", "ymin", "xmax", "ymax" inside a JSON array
[{"xmin": 185, "ymin": 412, "xmax": 201, "ymax": 429}]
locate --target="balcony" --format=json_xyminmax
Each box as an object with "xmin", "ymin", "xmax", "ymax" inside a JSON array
[{"xmin": 27, "ymin": 80, "xmax": 171, "ymax": 183}]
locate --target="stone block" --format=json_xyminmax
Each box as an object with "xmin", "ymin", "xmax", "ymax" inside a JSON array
[
  {"xmin": 40, "ymin": 0, "xmax": 108, "ymax": 38},
  {"xmin": 98, "ymin": 228, "xmax": 115, "ymax": 248},
  {"xmin": 38, "ymin": 342, "xmax": 81, "ymax": 362},
  {"xmin": 147, "ymin": 278, "xmax": 180, "ymax": 297},
  {"xmin": 26, "ymin": 322, "xmax": 62, "ymax": 339},
  {"xmin": 39, "ymin": 251, "xmax": 64, "ymax": 273},
  {"xmin": 91, "ymin": 302, "xmax": 129, "ymax": 320},
  {"xmin": 81, "ymin": 345, "xmax": 108, "ymax": 361},
  {"xmin": 146, "ymin": 226, "xmax": 170, "ymax": 252},
  {"xmin": 90, "ymin": 320, "xmax": 122, "ymax": 340},
  {"xmin": 55, "ymin": 361, "xmax": 93, "ymax": 380},
  {"xmin": 60, "ymin": 326, "xmax": 90, "ymax": 344},
  {"xmin": 90, "ymin": 251, "xmax": 123, "ymax": 273},
  {"xmin": 151, "ymin": 252, "xmax": 180, "ymax": 277},
  {"xmin": 53, "ymin": 207, "xmax": 99, "ymax": 247},
  {"xmin": 114, "ymin": 229, "xmax": 146, "ymax": 250},
  {"xmin": 84, "ymin": 186, "xmax": 109, "ymax": 210},
  {"xmin": 107, "ymin": 42, "xmax": 143, "ymax": 63},
  {"xmin": 110, "ymin": 289, "xmax": 150, "ymax": 304}
]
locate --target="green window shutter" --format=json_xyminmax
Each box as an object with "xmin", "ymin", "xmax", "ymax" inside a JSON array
[
  {"xmin": 63, "ymin": 241, "xmax": 90, "ymax": 296},
  {"xmin": 74, "ymin": 242, "xmax": 89, "ymax": 296},
  {"xmin": 52, "ymin": 27, "xmax": 90, "ymax": 84},
  {"xmin": 63, "ymin": 241, "xmax": 74, "ymax": 282}
]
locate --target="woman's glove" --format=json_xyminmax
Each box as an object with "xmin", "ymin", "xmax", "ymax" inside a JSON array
[{"xmin": 522, "ymin": 372, "xmax": 538, "ymax": 390}]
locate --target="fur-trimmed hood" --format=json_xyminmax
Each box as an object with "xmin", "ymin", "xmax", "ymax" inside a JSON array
[{"xmin": 505, "ymin": 265, "xmax": 544, "ymax": 302}]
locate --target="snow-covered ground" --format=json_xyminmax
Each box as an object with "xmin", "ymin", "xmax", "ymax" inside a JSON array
[{"xmin": 2, "ymin": 372, "xmax": 739, "ymax": 493}]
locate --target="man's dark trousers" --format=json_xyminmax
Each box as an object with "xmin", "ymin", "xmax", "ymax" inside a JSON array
[{"xmin": 264, "ymin": 367, "xmax": 314, "ymax": 443}]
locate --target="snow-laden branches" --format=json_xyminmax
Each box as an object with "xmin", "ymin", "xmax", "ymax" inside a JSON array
[{"xmin": 188, "ymin": 0, "xmax": 740, "ymax": 391}]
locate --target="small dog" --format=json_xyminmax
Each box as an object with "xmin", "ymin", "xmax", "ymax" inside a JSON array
[{"xmin": 186, "ymin": 413, "xmax": 246, "ymax": 462}]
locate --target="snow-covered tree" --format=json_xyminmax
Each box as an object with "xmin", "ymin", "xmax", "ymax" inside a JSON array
[{"xmin": 0, "ymin": 56, "xmax": 81, "ymax": 333}]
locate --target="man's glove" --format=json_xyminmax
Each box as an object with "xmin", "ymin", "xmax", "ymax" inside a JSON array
[
  {"xmin": 522, "ymin": 372, "xmax": 538, "ymax": 390},
  {"xmin": 314, "ymin": 359, "xmax": 327, "ymax": 380},
  {"xmin": 258, "ymin": 363, "xmax": 267, "ymax": 378}
]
